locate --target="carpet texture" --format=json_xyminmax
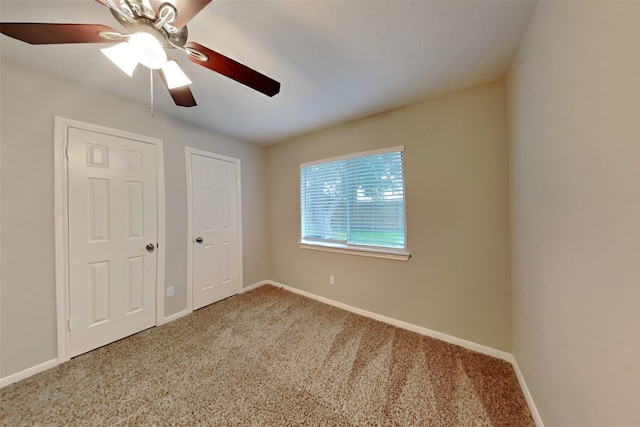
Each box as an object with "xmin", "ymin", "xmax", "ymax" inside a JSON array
[{"xmin": 1, "ymin": 285, "xmax": 534, "ymax": 426}]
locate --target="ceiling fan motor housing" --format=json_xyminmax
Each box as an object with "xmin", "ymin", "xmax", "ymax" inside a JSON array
[{"xmin": 109, "ymin": 2, "xmax": 188, "ymax": 48}]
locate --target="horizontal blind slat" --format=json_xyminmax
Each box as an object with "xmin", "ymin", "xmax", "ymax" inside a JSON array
[{"xmin": 301, "ymin": 150, "xmax": 406, "ymax": 249}]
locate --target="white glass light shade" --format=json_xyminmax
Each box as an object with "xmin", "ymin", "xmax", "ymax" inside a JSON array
[
  {"xmin": 162, "ymin": 60, "xmax": 192, "ymax": 89},
  {"xmin": 101, "ymin": 42, "xmax": 138, "ymax": 77},
  {"xmin": 128, "ymin": 32, "xmax": 167, "ymax": 69}
]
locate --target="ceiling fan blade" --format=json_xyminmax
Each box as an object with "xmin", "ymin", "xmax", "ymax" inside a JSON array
[
  {"xmin": 184, "ymin": 42, "xmax": 280, "ymax": 97},
  {"xmin": 158, "ymin": 69, "xmax": 197, "ymax": 107},
  {"xmin": 0, "ymin": 23, "xmax": 119, "ymax": 45},
  {"xmin": 149, "ymin": 0, "xmax": 211, "ymax": 29}
]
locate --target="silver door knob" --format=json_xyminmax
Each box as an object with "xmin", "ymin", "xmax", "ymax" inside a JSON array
[
  {"xmin": 195, "ymin": 237, "xmax": 203, "ymax": 244},
  {"xmin": 146, "ymin": 243, "xmax": 155, "ymax": 251}
]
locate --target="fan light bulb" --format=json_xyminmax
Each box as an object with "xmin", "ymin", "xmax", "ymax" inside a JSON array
[
  {"xmin": 162, "ymin": 60, "xmax": 192, "ymax": 89},
  {"xmin": 128, "ymin": 32, "xmax": 167, "ymax": 70},
  {"xmin": 101, "ymin": 42, "xmax": 138, "ymax": 76}
]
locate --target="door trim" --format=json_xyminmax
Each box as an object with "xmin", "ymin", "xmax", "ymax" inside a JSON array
[
  {"xmin": 54, "ymin": 116, "xmax": 166, "ymax": 363},
  {"xmin": 185, "ymin": 147, "xmax": 243, "ymax": 313}
]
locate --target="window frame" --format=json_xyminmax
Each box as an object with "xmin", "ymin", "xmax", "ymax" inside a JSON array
[{"xmin": 299, "ymin": 146, "xmax": 410, "ymax": 261}]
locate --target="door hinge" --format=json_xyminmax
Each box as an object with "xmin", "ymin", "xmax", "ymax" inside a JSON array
[
  {"xmin": 67, "ymin": 318, "xmax": 71, "ymax": 331},
  {"xmin": 65, "ymin": 144, "xmax": 70, "ymax": 158}
]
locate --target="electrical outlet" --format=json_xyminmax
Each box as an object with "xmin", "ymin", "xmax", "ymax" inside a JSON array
[
  {"xmin": 329, "ymin": 275, "xmax": 335, "ymax": 285},
  {"xmin": 166, "ymin": 286, "xmax": 175, "ymax": 297}
]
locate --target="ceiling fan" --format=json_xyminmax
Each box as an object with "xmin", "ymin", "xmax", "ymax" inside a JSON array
[{"xmin": 0, "ymin": 0, "xmax": 281, "ymax": 107}]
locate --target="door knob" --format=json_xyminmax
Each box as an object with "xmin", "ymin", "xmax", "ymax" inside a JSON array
[
  {"xmin": 195, "ymin": 237, "xmax": 203, "ymax": 244},
  {"xmin": 146, "ymin": 243, "xmax": 155, "ymax": 251}
]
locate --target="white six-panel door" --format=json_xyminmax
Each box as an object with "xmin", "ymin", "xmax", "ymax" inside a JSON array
[
  {"xmin": 189, "ymin": 152, "xmax": 241, "ymax": 310},
  {"xmin": 67, "ymin": 128, "xmax": 158, "ymax": 357}
]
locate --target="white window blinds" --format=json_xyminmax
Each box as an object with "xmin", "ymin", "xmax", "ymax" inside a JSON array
[{"xmin": 300, "ymin": 147, "xmax": 406, "ymax": 250}]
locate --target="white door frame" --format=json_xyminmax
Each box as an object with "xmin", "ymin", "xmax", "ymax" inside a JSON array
[
  {"xmin": 185, "ymin": 147, "xmax": 243, "ymax": 313},
  {"xmin": 54, "ymin": 116, "xmax": 166, "ymax": 363}
]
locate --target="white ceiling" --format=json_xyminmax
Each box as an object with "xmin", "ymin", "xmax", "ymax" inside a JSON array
[{"xmin": 0, "ymin": 0, "xmax": 536, "ymax": 145}]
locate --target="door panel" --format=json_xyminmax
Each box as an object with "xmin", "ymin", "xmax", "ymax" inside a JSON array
[
  {"xmin": 126, "ymin": 181, "xmax": 144, "ymax": 238},
  {"xmin": 89, "ymin": 261, "xmax": 110, "ymax": 325},
  {"xmin": 127, "ymin": 255, "xmax": 144, "ymax": 313},
  {"xmin": 88, "ymin": 178, "xmax": 110, "ymax": 241},
  {"xmin": 191, "ymin": 153, "xmax": 240, "ymax": 310},
  {"xmin": 68, "ymin": 128, "xmax": 157, "ymax": 357}
]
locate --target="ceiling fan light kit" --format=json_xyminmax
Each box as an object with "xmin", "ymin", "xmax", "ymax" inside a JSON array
[
  {"xmin": 127, "ymin": 31, "xmax": 167, "ymax": 69},
  {"xmin": 162, "ymin": 59, "xmax": 192, "ymax": 89},
  {"xmin": 0, "ymin": 0, "xmax": 280, "ymax": 109},
  {"xmin": 101, "ymin": 42, "xmax": 139, "ymax": 76}
]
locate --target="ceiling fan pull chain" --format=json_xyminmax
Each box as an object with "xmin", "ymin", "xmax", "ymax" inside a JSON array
[{"xmin": 150, "ymin": 68, "xmax": 154, "ymax": 118}]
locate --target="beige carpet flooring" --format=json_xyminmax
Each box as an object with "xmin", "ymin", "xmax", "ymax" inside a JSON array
[{"xmin": 1, "ymin": 285, "xmax": 534, "ymax": 426}]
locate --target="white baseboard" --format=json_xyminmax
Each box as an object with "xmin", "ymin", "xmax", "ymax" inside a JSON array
[
  {"xmin": 2, "ymin": 280, "xmax": 543, "ymax": 427},
  {"xmin": 161, "ymin": 280, "xmax": 268, "ymax": 325},
  {"xmin": 160, "ymin": 308, "xmax": 192, "ymax": 325},
  {"xmin": 0, "ymin": 359, "xmax": 58, "ymax": 389},
  {"xmin": 242, "ymin": 280, "xmax": 271, "ymax": 293},
  {"xmin": 163, "ymin": 282, "xmax": 265, "ymax": 324},
  {"xmin": 0, "ymin": 281, "xmax": 270, "ymax": 389},
  {"xmin": 267, "ymin": 280, "xmax": 513, "ymax": 362},
  {"xmin": 259, "ymin": 280, "xmax": 543, "ymax": 426},
  {"xmin": 508, "ymin": 355, "xmax": 544, "ymax": 427}
]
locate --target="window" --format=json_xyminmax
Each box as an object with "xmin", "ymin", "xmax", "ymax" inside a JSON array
[{"xmin": 300, "ymin": 146, "xmax": 409, "ymax": 261}]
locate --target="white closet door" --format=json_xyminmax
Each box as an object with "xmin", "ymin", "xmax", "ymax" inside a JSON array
[
  {"xmin": 190, "ymin": 153, "xmax": 240, "ymax": 310},
  {"xmin": 68, "ymin": 128, "xmax": 157, "ymax": 357}
]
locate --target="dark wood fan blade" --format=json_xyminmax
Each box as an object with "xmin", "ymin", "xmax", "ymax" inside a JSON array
[
  {"xmin": 158, "ymin": 69, "xmax": 197, "ymax": 107},
  {"xmin": 149, "ymin": 0, "xmax": 212, "ymax": 29},
  {"xmin": 0, "ymin": 23, "xmax": 118, "ymax": 44},
  {"xmin": 184, "ymin": 42, "xmax": 280, "ymax": 97}
]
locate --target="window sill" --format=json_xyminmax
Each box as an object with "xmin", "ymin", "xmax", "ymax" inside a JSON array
[{"xmin": 299, "ymin": 241, "xmax": 411, "ymax": 261}]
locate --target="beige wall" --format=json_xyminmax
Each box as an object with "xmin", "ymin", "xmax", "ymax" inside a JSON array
[
  {"xmin": 508, "ymin": 2, "xmax": 640, "ymax": 426},
  {"xmin": 0, "ymin": 62, "xmax": 269, "ymax": 378},
  {"xmin": 267, "ymin": 81, "xmax": 512, "ymax": 351}
]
